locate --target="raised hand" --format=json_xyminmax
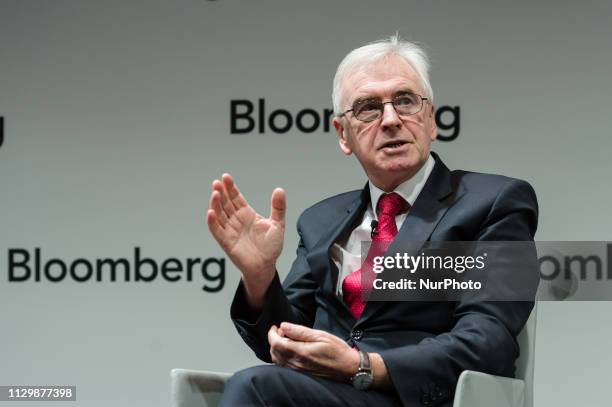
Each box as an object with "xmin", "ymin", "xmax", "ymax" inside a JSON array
[{"xmin": 207, "ymin": 174, "xmax": 286, "ymax": 305}]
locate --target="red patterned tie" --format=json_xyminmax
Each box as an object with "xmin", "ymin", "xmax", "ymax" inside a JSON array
[{"xmin": 343, "ymin": 192, "xmax": 408, "ymax": 319}]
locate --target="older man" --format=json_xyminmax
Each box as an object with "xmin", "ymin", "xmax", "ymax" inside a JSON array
[{"xmin": 207, "ymin": 35, "xmax": 538, "ymax": 407}]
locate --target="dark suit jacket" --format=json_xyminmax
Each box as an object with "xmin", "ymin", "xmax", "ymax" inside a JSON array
[{"xmin": 230, "ymin": 152, "xmax": 539, "ymax": 407}]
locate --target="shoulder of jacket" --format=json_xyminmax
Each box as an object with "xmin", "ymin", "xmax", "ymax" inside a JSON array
[
  {"xmin": 298, "ymin": 189, "xmax": 363, "ymax": 222},
  {"xmin": 450, "ymin": 169, "xmax": 534, "ymax": 195}
]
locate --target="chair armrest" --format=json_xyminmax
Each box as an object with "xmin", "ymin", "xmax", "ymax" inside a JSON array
[
  {"xmin": 170, "ymin": 368, "xmax": 233, "ymax": 407},
  {"xmin": 453, "ymin": 370, "xmax": 525, "ymax": 407}
]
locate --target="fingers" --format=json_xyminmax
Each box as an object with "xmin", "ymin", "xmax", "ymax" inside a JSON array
[
  {"xmin": 268, "ymin": 325, "xmax": 350, "ymax": 379},
  {"xmin": 280, "ymin": 322, "xmax": 321, "ymax": 342},
  {"xmin": 222, "ymin": 173, "xmax": 249, "ymax": 210},
  {"xmin": 268, "ymin": 325, "xmax": 291, "ymax": 366},
  {"xmin": 208, "ymin": 173, "xmax": 243, "ymax": 231},
  {"xmin": 270, "ymin": 188, "xmax": 286, "ymax": 224},
  {"xmin": 209, "ymin": 174, "xmax": 285, "ymax": 227},
  {"xmin": 209, "ymin": 190, "xmax": 229, "ymax": 227},
  {"xmin": 269, "ymin": 325, "xmax": 304, "ymax": 364},
  {"xmin": 207, "ymin": 174, "xmax": 252, "ymax": 223},
  {"xmin": 269, "ymin": 325, "xmax": 280, "ymax": 363},
  {"xmin": 212, "ymin": 179, "xmax": 236, "ymax": 218},
  {"xmin": 206, "ymin": 209, "xmax": 224, "ymax": 237},
  {"xmin": 268, "ymin": 325, "xmax": 288, "ymax": 348}
]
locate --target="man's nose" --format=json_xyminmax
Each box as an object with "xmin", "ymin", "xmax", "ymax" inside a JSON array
[{"xmin": 380, "ymin": 102, "xmax": 402, "ymax": 131}]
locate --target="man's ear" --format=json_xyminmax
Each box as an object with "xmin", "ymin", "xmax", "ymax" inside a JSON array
[
  {"xmin": 333, "ymin": 116, "xmax": 353, "ymax": 155},
  {"xmin": 428, "ymin": 103, "xmax": 438, "ymax": 141}
]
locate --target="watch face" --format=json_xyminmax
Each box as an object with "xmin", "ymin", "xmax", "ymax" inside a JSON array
[{"xmin": 352, "ymin": 371, "xmax": 374, "ymax": 390}]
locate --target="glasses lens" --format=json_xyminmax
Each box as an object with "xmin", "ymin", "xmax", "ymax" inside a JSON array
[
  {"xmin": 393, "ymin": 94, "xmax": 422, "ymax": 115},
  {"xmin": 351, "ymin": 94, "xmax": 424, "ymax": 122},
  {"xmin": 353, "ymin": 99, "xmax": 382, "ymax": 122}
]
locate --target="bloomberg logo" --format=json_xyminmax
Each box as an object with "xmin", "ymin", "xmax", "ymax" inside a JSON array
[{"xmin": 230, "ymin": 99, "xmax": 461, "ymax": 141}]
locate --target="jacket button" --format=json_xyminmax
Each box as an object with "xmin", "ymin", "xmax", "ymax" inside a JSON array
[
  {"xmin": 420, "ymin": 394, "xmax": 431, "ymax": 406},
  {"xmin": 350, "ymin": 330, "xmax": 363, "ymax": 341}
]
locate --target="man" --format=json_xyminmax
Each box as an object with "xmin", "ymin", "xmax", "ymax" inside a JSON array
[{"xmin": 207, "ymin": 35, "xmax": 538, "ymax": 407}]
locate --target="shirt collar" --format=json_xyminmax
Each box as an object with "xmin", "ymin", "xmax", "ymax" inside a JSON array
[{"xmin": 368, "ymin": 154, "xmax": 435, "ymax": 218}]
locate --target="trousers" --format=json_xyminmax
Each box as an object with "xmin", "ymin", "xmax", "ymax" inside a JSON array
[{"xmin": 218, "ymin": 365, "xmax": 403, "ymax": 407}]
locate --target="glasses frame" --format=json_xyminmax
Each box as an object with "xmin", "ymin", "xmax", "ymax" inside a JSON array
[{"xmin": 337, "ymin": 93, "xmax": 429, "ymax": 123}]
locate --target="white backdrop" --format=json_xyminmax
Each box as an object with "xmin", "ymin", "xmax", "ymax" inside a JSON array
[{"xmin": 1, "ymin": 1, "xmax": 611, "ymax": 406}]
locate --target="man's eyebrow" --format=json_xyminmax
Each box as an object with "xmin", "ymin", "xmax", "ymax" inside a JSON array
[
  {"xmin": 351, "ymin": 95, "xmax": 378, "ymax": 105},
  {"xmin": 394, "ymin": 89, "xmax": 419, "ymax": 96},
  {"xmin": 351, "ymin": 88, "xmax": 420, "ymax": 105}
]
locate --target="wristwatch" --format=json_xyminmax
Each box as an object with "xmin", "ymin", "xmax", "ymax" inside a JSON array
[{"xmin": 351, "ymin": 351, "xmax": 374, "ymax": 390}]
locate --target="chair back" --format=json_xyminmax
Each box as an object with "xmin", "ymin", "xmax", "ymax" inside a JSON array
[{"xmin": 515, "ymin": 304, "xmax": 537, "ymax": 407}]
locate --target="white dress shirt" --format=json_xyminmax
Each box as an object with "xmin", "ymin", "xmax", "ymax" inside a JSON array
[{"xmin": 330, "ymin": 154, "xmax": 435, "ymax": 296}]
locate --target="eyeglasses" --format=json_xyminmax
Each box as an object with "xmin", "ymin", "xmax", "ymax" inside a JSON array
[{"xmin": 337, "ymin": 93, "xmax": 429, "ymax": 122}]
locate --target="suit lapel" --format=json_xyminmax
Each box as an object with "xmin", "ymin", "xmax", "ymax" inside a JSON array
[
  {"xmin": 305, "ymin": 185, "xmax": 370, "ymax": 317},
  {"xmin": 389, "ymin": 153, "xmax": 454, "ymax": 251},
  {"xmin": 358, "ymin": 153, "xmax": 456, "ymax": 323}
]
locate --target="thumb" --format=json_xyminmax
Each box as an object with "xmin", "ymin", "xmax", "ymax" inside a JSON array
[{"xmin": 270, "ymin": 188, "xmax": 286, "ymax": 223}]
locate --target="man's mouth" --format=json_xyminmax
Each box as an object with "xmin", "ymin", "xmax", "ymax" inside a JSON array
[{"xmin": 379, "ymin": 140, "xmax": 409, "ymax": 150}]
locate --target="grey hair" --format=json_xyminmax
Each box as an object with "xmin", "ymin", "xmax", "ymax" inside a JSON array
[{"xmin": 332, "ymin": 34, "xmax": 433, "ymax": 115}]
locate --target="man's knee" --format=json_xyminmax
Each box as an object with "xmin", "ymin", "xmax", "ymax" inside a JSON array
[
  {"xmin": 222, "ymin": 365, "xmax": 292, "ymax": 406},
  {"xmin": 226, "ymin": 365, "xmax": 271, "ymax": 391}
]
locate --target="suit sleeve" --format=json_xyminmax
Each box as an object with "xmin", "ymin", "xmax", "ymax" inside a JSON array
[
  {"xmin": 378, "ymin": 179, "xmax": 539, "ymax": 407},
  {"xmin": 230, "ymin": 215, "xmax": 319, "ymax": 362}
]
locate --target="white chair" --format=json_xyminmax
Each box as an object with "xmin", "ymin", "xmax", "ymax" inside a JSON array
[
  {"xmin": 452, "ymin": 304, "xmax": 537, "ymax": 407},
  {"xmin": 170, "ymin": 369, "xmax": 232, "ymax": 407},
  {"xmin": 170, "ymin": 305, "xmax": 537, "ymax": 407}
]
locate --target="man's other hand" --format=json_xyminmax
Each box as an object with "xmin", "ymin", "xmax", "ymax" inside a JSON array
[{"xmin": 268, "ymin": 322, "xmax": 360, "ymax": 382}]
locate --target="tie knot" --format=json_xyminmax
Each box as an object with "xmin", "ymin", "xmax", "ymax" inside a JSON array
[{"xmin": 377, "ymin": 192, "xmax": 407, "ymax": 217}]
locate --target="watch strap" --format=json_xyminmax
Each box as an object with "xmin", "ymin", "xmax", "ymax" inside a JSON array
[{"xmin": 359, "ymin": 351, "xmax": 371, "ymax": 372}]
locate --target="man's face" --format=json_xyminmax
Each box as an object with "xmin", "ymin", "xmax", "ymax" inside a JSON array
[{"xmin": 332, "ymin": 54, "xmax": 437, "ymax": 191}]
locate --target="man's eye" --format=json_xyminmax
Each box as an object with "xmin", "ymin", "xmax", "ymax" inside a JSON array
[
  {"xmin": 395, "ymin": 95, "xmax": 416, "ymax": 106},
  {"xmin": 358, "ymin": 101, "xmax": 380, "ymax": 112}
]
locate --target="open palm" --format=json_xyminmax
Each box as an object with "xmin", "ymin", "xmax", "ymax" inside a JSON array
[{"xmin": 207, "ymin": 174, "xmax": 285, "ymax": 288}]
